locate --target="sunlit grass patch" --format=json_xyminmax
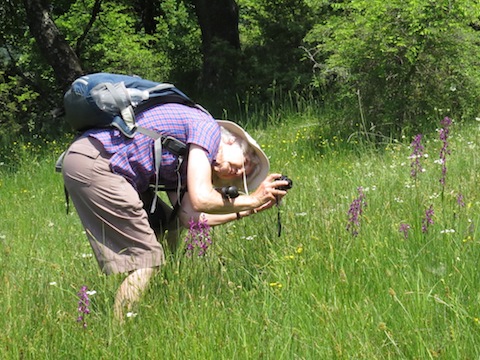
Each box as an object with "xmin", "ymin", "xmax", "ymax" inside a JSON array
[{"xmin": 0, "ymin": 116, "xmax": 479, "ymax": 358}]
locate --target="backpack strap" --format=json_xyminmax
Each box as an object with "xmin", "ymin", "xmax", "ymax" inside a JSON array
[
  {"xmin": 136, "ymin": 126, "xmax": 188, "ymax": 214},
  {"xmin": 104, "ymin": 82, "xmax": 137, "ymax": 134},
  {"xmin": 133, "ymin": 92, "xmax": 197, "ymax": 115}
]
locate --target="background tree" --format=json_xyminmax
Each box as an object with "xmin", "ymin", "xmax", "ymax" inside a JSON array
[
  {"xmin": 237, "ymin": 0, "xmax": 315, "ymax": 102},
  {"xmin": 0, "ymin": 0, "xmax": 66, "ymax": 141},
  {"xmin": 133, "ymin": 0, "xmax": 162, "ymax": 35},
  {"xmin": 23, "ymin": 0, "xmax": 83, "ymax": 91},
  {"xmin": 0, "ymin": 0, "xmax": 203, "ymax": 140},
  {"xmin": 1, "ymin": 0, "xmax": 479, "ymax": 144},
  {"xmin": 304, "ymin": 0, "xmax": 480, "ymax": 137},
  {"xmin": 191, "ymin": 0, "xmax": 241, "ymax": 95}
]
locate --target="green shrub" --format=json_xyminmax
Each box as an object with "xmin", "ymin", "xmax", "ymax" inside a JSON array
[{"xmin": 305, "ymin": 0, "xmax": 480, "ymax": 137}]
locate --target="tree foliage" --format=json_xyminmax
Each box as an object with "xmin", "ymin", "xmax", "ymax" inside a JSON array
[
  {"xmin": 54, "ymin": 0, "xmax": 199, "ymax": 83},
  {"xmin": 237, "ymin": 0, "xmax": 315, "ymax": 99},
  {"xmin": 305, "ymin": 0, "xmax": 480, "ymax": 136},
  {"xmin": 0, "ymin": 0, "xmax": 479, "ymax": 143},
  {"xmin": 1, "ymin": 0, "xmax": 204, "ymax": 140}
]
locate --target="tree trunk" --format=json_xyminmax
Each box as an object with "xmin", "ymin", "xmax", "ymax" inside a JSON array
[
  {"xmin": 134, "ymin": 0, "xmax": 162, "ymax": 35},
  {"xmin": 192, "ymin": 0, "xmax": 240, "ymax": 90},
  {"xmin": 23, "ymin": 0, "xmax": 83, "ymax": 91}
]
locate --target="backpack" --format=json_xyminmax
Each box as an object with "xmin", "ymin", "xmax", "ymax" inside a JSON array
[
  {"xmin": 63, "ymin": 72, "xmax": 199, "ymax": 138},
  {"xmin": 58, "ymin": 72, "xmax": 204, "ymax": 215}
]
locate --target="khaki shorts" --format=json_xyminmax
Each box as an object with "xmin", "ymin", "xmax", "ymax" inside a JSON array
[{"xmin": 62, "ymin": 136, "xmax": 165, "ymax": 275}]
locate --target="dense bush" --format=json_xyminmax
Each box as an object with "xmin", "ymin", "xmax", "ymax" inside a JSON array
[
  {"xmin": 304, "ymin": 0, "xmax": 480, "ymax": 137},
  {"xmin": 236, "ymin": 0, "xmax": 315, "ymax": 101},
  {"xmin": 0, "ymin": 0, "xmax": 203, "ymax": 142},
  {"xmin": 1, "ymin": 0, "xmax": 479, "ymax": 142},
  {"xmin": 54, "ymin": 0, "xmax": 202, "ymax": 85}
]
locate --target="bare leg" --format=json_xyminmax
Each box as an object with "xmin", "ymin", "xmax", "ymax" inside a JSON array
[{"xmin": 114, "ymin": 267, "xmax": 155, "ymax": 321}]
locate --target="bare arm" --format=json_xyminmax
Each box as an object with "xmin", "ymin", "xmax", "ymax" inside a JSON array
[
  {"xmin": 169, "ymin": 144, "xmax": 288, "ymax": 226},
  {"xmin": 169, "ymin": 191, "xmax": 279, "ymax": 227},
  {"xmin": 187, "ymin": 144, "xmax": 286, "ymax": 214}
]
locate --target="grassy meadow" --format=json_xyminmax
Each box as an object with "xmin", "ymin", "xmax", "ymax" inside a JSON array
[{"xmin": 0, "ymin": 113, "xmax": 479, "ymax": 359}]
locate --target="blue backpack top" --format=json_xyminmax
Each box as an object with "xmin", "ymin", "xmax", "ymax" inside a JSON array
[{"xmin": 64, "ymin": 72, "xmax": 196, "ymax": 138}]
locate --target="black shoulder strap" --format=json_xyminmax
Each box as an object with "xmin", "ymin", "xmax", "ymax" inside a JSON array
[
  {"xmin": 135, "ymin": 125, "xmax": 189, "ymax": 214},
  {"xmin": 134, "ymin": 93, "xmax": 196, "ymax": 115}
]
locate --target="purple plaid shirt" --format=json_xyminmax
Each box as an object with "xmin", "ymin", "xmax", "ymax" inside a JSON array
[{"xmin": 85, "ymin": 103, "xmax": 221, "ymax": 192}]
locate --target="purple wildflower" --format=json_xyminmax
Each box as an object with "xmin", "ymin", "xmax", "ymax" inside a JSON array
[
  {"xmin": 77, "ymin": 285, "xmax": 90, "ymax": 329},
  {"xmin": 399, "ymin": 223, "xmax": 411, "ymax": 239},
  {"xmin": 409, "ymin": 134, "xmax": 424, "ymax": 179},
  {"xmin": 184, "ymin": 215, "xmax": 212, "ymax": 257},
  {"xmin": 346, "ymin": 187, "xmax": 367, "ymax": 237},
  {"xmin": 439, "ymin": 117, "xmax": 452, "ymax": 188},
  {"xmin": 456, "ymin": 193, "xmax": 465, "ymax": 207},
  {"xmin": 421, "ymin": 205, "xmax": 434, "ymax": 233}
]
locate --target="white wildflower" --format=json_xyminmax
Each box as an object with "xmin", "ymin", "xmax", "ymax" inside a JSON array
[
  {"xmin": 440, "ymin": 229, "xmax": 455, "ymax": 234},
  {"xmin": 295, "ymin": 212, "xmax": 307, "ymax": 217}
]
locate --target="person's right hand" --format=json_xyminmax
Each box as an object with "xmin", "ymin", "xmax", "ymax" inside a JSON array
[{"xmin": 250, "ymin": 173, "xmax": 289, "ymax": 210}]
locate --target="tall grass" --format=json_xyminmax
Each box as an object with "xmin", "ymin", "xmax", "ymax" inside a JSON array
[{"xmin": 0, "ymin": 115, "xmax": 479, "ymax": 359}]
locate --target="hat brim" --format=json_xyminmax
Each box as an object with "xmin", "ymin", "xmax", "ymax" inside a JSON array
[{"xmin": 216, "ymin": 120, "xmax": 270, "ymax": 191}]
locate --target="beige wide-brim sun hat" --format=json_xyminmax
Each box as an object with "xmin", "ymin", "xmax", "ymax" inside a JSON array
[{"xmin": 216, "ymin": 120, "xmax": 270, "ymax": 192}]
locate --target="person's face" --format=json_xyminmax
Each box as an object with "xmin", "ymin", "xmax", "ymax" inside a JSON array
[{"xmin": 214, "ymin": 143, "xmax": 251, "ymax": 181}]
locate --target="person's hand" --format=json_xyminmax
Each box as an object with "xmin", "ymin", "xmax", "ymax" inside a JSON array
[{"xmin": 250, "ymin": 173, "xmax": 289, "ymax": 210}]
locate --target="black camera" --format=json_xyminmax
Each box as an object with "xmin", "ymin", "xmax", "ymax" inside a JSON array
[{"xmin": 275, "ymin": 175, "xmax": 293, "ymax": 191}]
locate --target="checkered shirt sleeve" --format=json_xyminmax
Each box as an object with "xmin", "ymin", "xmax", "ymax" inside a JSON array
[{"xmin": 87, "ymin": 103, "xmax": 221, "ymax": 191}]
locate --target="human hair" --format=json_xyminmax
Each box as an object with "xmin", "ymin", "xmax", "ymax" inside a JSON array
[
  {"xmin": 220, "ymin": 127, "xmax": 246, "ymax": 150},
  {"xmin": 219, "ymin": 127, "xmax": 261, "ymax": 171}
]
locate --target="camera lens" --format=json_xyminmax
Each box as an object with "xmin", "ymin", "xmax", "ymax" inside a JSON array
[{"xmin": 276, "ymin": 175, "xmax": 293, "ymax": 190}]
